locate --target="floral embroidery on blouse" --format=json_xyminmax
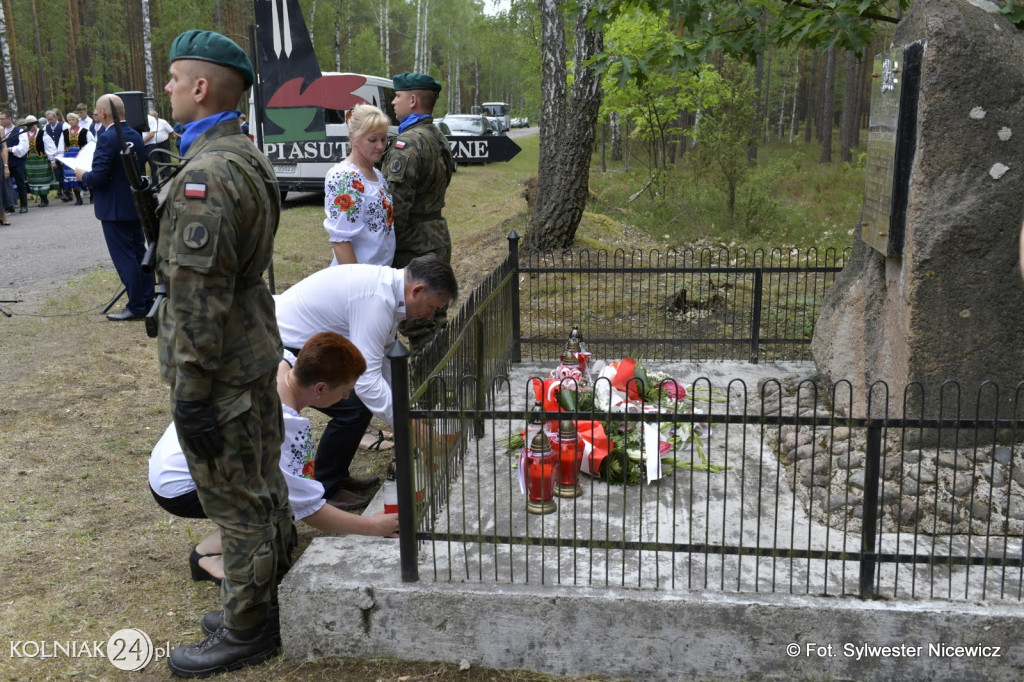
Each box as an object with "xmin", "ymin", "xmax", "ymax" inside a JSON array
[
  {"xmin": 325, "ymin": 166, "xmax": 394, "ymax": 235},
  {"xmin": 284, "ymin": 421, "xmax": 316, "ymax": 480}
]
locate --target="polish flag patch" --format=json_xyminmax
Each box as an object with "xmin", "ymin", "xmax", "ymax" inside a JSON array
[
  {"xmin": 184, "ymin": 182, "xmax": 207, "ymax": 199},
  {"xmin": 394, "ymin": 141, "xmax": 406, "ymax": 149}
]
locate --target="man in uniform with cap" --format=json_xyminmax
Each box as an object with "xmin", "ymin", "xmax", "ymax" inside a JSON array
[
  {"xmin": 156, "ymin": 29, "xmax": 294, "ymax": 677},
  {"xmin": 382, "ymin": 72, "xmax": 455, "ymax": 352}
]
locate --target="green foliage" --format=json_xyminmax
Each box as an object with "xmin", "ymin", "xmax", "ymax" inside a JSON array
[
  {"xmin": 349, "ymin": 26, "xmax": 387, "ymax": 75},
  {"xmin": 599, "ymin": 6, "xmax": 723, "ymax": 174},
  {"xmin": 587, "ymin": 0, "xmax": 910, "ymax": 89},
  {"xmin": 1000, "ymin": 0, "xmax": 1024, "ymax": 25},
  {"xmin": 689, "ymin": 57, "xmax": 757, "ymax": 229}
]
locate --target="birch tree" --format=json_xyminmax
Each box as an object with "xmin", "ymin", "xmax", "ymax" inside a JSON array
[
  {"xmin": 525, "ymin": 0, "xmax": 602, "ymax": 251},
  {"xmin": 141, "ymin": 0, "xmax": 154, "ymax": 100},
  {"xmin": 0, "ymin": 0, "xmax": 16, "ymax": 112}
]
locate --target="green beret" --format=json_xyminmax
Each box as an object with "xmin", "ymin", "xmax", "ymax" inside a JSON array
[
  {"xmin": 393, "ymin": 72, "xmax": 442, "ymax": 93},
  {"xmin": 170, "ymin": 30, "xmax": 255, "ymax": 90}
]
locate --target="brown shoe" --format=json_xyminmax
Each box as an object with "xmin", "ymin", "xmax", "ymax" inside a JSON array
[
  {"xmin": 327, "ymin": 488, "xmax": 369, "ymax": 511},
  {"xmin": 339, "ymin": 474, "xmax": 380, "ymax": 491}
]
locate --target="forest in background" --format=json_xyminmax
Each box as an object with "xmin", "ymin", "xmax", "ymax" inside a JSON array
[
  {"xmin": 3, "ymin": 0, "xmax": 1021, "ymax": 247},
  {"xmin": 0, "ymin": 0, "xmax": 533, "ymax": 118}
]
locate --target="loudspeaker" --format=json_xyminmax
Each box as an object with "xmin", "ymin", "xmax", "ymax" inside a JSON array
[{"xmin": 114, "ymin": 91, "xmax": 149, "ymax": 133}]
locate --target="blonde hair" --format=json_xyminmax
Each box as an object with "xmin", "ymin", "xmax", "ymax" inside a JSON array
[{"xmin": 347, "ymin": 103, "xmax": 389, "ymax": 142}]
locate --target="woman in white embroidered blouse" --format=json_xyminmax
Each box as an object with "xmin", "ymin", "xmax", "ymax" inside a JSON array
[{"xmin": 323, "ymin": 103, "xmax": 395, "ymax": 266}]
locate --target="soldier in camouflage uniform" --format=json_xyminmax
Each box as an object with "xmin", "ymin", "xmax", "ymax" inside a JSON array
[
  {"xmin": 155, "ymin": 30, "xmax": 295, "ymax": 678},
  {"xmin": 383, "ymin": 72, "xmax": 455, "ymax": 351}
]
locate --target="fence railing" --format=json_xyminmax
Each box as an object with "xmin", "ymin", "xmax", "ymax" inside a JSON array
[
  {"xmin": 516, "ymin": 240, "xmax": 847, "ymax": 364},
  {"xmin": 388, "ymin": 236, "xmax": 1024, "ymax": 602}
]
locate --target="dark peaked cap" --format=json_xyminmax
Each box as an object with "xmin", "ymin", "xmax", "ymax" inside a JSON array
[
  {"xmin": 170, "ymin": 30, "xmax": 255, "ymax": 90},
  {"xmin": 393, "ymin": 72, "xmax": 442, "ymax": 93}
]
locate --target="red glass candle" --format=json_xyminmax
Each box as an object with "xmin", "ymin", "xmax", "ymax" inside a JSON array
[
  {"xmin": 523, "ymin": 431, "xmax": 558, "ymax": 514},
  {"xmin": 553, "ymin": 420, "xmax": 584, "ymax": 498}
]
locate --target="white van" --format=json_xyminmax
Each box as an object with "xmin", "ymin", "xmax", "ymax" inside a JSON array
[{"xmin": 251, "ymin": 73, "xmax": 397, "ymax": 199}]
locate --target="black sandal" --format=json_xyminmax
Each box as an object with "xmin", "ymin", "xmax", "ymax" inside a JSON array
[
  {"xmin": 189, "ymin": 547, "xmax": 223, "ymax": 585},
  {"xmin": 365, "ymin": 429, "xmax": 394, "ymax": 451}
]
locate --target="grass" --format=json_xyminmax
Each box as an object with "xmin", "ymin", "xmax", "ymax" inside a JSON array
[
  {"xmin": 0, "ymin": 128, "xmax": 864, "ymax": 680},
  {"xmin": 588, "ymin": 136, "xmax": 863, "ymax": 253}
]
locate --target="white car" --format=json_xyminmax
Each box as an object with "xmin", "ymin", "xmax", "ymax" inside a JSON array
[{"xmin": 441, "ymin": 114, "xmax": 494, "ymax": 136}]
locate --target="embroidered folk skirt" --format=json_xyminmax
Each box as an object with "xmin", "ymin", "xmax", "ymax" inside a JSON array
[
  {"xmin": 26, "ymin": 155, "xmax": 53, "ymax": 197},
  {"xmin": 62, "ymin": 147, "xmax": 80, "ymax": 190}
]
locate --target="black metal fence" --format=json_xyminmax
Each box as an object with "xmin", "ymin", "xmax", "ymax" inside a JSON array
[{"xmin": 388, "ymin": 235, "xmax": 1024, "ymax": 602}]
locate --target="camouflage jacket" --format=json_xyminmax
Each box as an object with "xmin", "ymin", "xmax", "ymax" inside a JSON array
[
  {"xmin": 155, "ymin": 118, "xmax": 283, "ymax": 403},
  {"xmin": 382, "ymin": 116, "xmax": 455, "ymax": 267}
]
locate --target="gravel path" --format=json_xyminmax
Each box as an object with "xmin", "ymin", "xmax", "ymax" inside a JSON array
[{"xmin": 0, "ymin": 195, "xmax": 113, "ymax": 309}]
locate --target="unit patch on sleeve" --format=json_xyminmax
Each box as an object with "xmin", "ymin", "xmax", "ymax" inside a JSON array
[
  {"xmin": 182, "ymin": 222, "xmax": 210, "ymax": 249},
  {"xmin": 184, "ymin": 182, "xmax": 208, "ymax": 200}
]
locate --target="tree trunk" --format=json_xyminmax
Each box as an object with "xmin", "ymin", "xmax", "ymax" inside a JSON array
[
  {"xmin": 777, "ymin": 59, "xmax": 789, "ymax": 140},
  {"xmin": 526, "ymin": 0, "xmax": 602, "ymax": 251},
  {"xmin": 141, "ymin": 0, "xmax": 154, "ymax": 100},
  {"xmin": 749, "ymin": 46, "xmax": 765, "ymax": 163},
  {"xmin": 819, "ymin": 47, "xmax": 837, "ymax": 163},
  {"xmin": 530, "ymin": 0, "xmax": 566, "ymax": 239},
  {"xmin": 421, "ymin": 0, "xmax": 429, "ymax": 73},
  {"xmin": 414, "ymin": 0, "xmax": 422, "ymax": 72},
  {"xmin": 334, "ymin": 0, "xmax": 342, "ymax": 71},
  {"xmin": 789, "ymin": 60, "xmax": 799, "ymax": 143},
  {"xmin": 0, "ymin": 0, "xmax": 16, "ymax": 112},
  {"xmin": 803, "ymin": 51, "xmax": 816, "ymax": 144},
  {"xmin": 609, "ymin": 109, "xmax": 621, "ymax": 161},
  {"xmin": 454, "ymin": 58, "xmax": 460, "ymax": 112},
  {"xmin": 839, "ymin": 50, "xmax": 858, "ymax": 163},
  {"xmin": 308, "ymin": 0, "xmax": 316, "ymax": 49},
  {"xmin": 677, "ymin": 110, "xmax": 688, "ymax": 158},
  {"xmin": 761, "ymin": 45, "xmax": 771, "ymax": 142}
]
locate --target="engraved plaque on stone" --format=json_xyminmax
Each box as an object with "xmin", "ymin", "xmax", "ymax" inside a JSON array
[{"xmin": 860, "ymin": 42, "xmax": 922, "ymax": 257}]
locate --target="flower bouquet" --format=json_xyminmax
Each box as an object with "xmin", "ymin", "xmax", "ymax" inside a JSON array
[{"xmin": 506, "ymin": 357, "xmax": 724, "ymax": 486}]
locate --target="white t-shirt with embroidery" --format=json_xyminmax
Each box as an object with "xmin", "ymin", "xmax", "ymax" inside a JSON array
[
  {"xmin": 148, "ymin": 355, "xmax": 327, "ymax": 521},
  {"xmin": 323, "ymin": 159, "xmax": 395, "ymax": 266}
]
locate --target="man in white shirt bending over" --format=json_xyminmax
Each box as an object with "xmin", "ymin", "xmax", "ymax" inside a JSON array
[{"xmin": 274, "ymin": 254, "xmax": 457, "ymax": 510}]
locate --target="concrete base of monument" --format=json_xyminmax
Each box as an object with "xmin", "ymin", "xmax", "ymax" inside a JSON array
[{"xmin": 278, "ymin": 541, "xmax": 1024, "ymax": 681}]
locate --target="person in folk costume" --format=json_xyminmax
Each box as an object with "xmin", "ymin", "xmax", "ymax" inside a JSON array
[
  {"xmin": 42, "ymin": 109, "xmax": 71, "ymax": 202},
  {"xmin": 63, "ymin": 113, "xmax": 88, "ymax": 205},
  {"xmin": 23, "ymin": 116, "xmax": 52, "ymax": 207}
]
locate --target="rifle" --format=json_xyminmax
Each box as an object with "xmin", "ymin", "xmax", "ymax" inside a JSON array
[{"xmin": 112, "ymin": 117, "xmax": 164, "ymax": 338}]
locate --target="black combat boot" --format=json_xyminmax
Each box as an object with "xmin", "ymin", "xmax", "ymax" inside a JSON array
[
  {"xmin": 201, "ymin": 603, "xmax": 281, "ymax": 646},
  {"xmin": 166, "ymin": 624, "xmax": 276, "ymax": 678},
  {"xmin": 73, "ymin": 189, "xmax": 82, "ymax": 205}
]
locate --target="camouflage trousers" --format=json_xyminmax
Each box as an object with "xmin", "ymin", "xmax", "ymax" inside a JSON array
[
  {"xmin": 394, "ymin": 219, "xmax": 451, "ymax": 353},
  {"xmin": 180, "ymin": 371, "xmax": 296, "ymax": 631},
  {"xmin": 392, "ymin": 219, "xmax": 451, "ymax": 270}
]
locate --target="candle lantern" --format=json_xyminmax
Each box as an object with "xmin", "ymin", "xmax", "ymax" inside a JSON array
[
  {"xmin": 568, "ymin": 326, "xmax": 584, "ymax": 346},
  {"xmin": 553, "ymin": 420, "xmax": 584, "ymax": 498},
  {"xmin": 523, "ymin": 430, "xmax": 559, "ymax": 515},
  {"xmin": 563, "ymin": 330, "xmax": 592, "ymax": 385}
]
